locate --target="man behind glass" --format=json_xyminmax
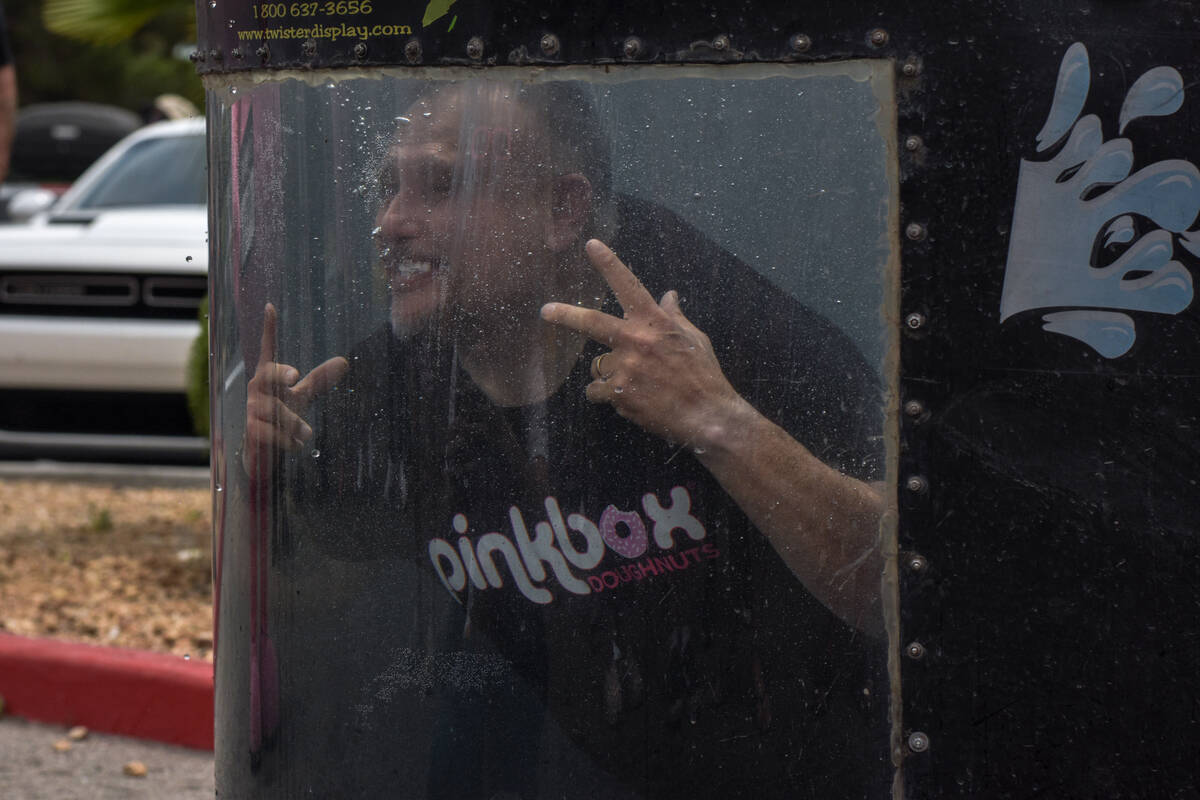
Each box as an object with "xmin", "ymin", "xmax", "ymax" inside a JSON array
[{"xmin": 244, "ymin": 80, "xmax": 888, "ymax": 799}]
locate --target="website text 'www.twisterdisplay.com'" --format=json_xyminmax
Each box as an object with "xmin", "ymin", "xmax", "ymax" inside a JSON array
[{"xmin": 237, "ymin": 22, "xmax": 414, "ymax": 42}]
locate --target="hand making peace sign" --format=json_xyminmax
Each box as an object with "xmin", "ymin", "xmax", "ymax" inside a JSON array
[{"xmin": 541, "ymin": 239, "xmax": 744, "ymax": 451}]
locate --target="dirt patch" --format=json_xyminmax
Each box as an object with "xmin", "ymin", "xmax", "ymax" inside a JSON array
[{"xmin": 0, "ymin": 480, "xmax": 213, "ymax": 661}]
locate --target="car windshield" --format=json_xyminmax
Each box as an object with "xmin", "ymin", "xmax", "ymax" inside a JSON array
[{"xmin": 70, "ymin": 133, "xmax": 207, "ymax": 210}]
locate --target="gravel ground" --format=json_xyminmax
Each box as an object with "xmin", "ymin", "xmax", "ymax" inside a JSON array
[{"xmin": 0, "ymin": 479, "xmax": 213, "ymax": 661}]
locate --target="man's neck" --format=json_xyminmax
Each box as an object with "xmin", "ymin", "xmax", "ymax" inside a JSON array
[
  {"xmin": 455, "ymin": 263, "xmax": 605, "ymax": 407},
  {"xmin": 455, "ymin": 313, "xmax": 585, "ymax": 407}
]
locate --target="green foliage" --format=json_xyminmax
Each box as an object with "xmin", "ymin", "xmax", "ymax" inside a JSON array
[
  {"xmin": 42, "ymin": 0, "xmax": 186, "ymax": 45},
  {"xmin": 88, "ymin": 505, "xmax": 114, "ymax": 532},
  {"xmin": 6, "ymin": 0, "xmax": 202, "ymax": 111},
  {"xmin": 186, "ymin": 295, "xmax": 210, "ymax": 438}
]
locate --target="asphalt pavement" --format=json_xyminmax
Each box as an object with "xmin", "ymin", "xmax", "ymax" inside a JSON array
[{"xmin": 0, "ymin": 716, "xmax": 213, "ymax": 799}]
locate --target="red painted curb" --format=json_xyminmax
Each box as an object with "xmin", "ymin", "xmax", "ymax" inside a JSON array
[{"xmin": 0, "ymin": 634, "xmax": 213, "ymax": 750}]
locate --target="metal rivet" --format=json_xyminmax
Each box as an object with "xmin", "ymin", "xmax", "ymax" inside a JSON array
[
  {"xmin": 231, "ymin": 47, "xmax": 243, "ymax": 60},
  {"xmin": 908, "ymin": 731, "xmax": 930, "ymax": 753},
  {"xmin": 907, "ymin": 554, "xmax": 928, "ymax": 572},
  {"xmin": 467, "ymin": 36, "xmax": 484, "ymax": 59},
  {"xmin": 905, "ymin": 312, "xmax": 926, "ymax": 330},
  {"xmin": 353, "ymin": 42, "xmax": 367, "ymax": 59},
  {"xmin": 405, "ymin": 38, "xmax": 422, "ymax": 63},
  {"xmin": 901, "ymin": 58, "xmax": 922, "ymax": 77},
  {"xmin": 789, "ymin": 33, "xmax": 811, "ymax": 52},
  {"xmin": 905, "ymin": 222, "xmax": 927, "ymax": 241},
  {"xmin": 869, "ymin": 28, "xmax": 889, "ymax": 47},
  {"xmin": 906, "ymin": 642, "xmax": 926, "ymax": 660},
  {"xmin": 302, "ymin": 39, "xmax": 317, "ymax": 57},
  {"xmin": 712, "ymin": 34, "xmax": 730, "ymax": 51},
  {"xmin": 904, "ymin": 399, "xmax": 924, "ymax": 417},
  {"xmin": 623, "ymin": 37, "xmax": 642, "ymax": 58},
  {"xmin": 904, "ymin": 135, "xmax": 922, "ymax": 152},
  {"xmin": 540, "ymin": 33, "xmax": 560, "ymax": 56},
  {"xmin": 906, "ymin": 475, "xmax": 928, "ymax": 493},
  {"xmin": 256, "ymin": 45, "xmax": 270, "ymax": 61}
]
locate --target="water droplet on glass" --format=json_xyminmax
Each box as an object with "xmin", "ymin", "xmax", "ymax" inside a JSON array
[
  {"xmin": 423, "ymin": 112, "xmax": 432, "ymax": 118},
  {"xmin": 208, "ymin": 0, "xmax": 216, "ymax": 8},
  {"xmin": 185, "ymin": 255, "xmax": 193, "ymax": 262},
  {"xmin": 215, "ymin": 484, "xmax": 224, "ymax": 493},
  {"xmin": 371, "ymin": 226, "xmax": 383, "ymax": 237},
  {"xmin": 184, "ymin": 654, "xmax": 191, "ymax": 660},
  {"xmin": 311, "ymin": 449, "xmax": 321, "ymax": 458},
  {"xmin": 230, "ymin": 87, "xmax": 237, "ymax": 95},
  {"xmin": 692, "ymin": 446, "xmax": 707, "ymax": 455},
  {"xmin": 613, "ymin": 386, "xmax": 624, "ymax": 394}
]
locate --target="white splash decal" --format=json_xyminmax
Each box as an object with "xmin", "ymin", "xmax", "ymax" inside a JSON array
[
  {"xmin": 1119, "ymin": 66, "xmax": 1185, "ymax": 134},
  {"xmin": 1036, "ymin": 42, "xmax": 1091, "ymax": 152},
  {"xmin": 1000, "ymin": 42, "xmax": 1199, "ymax": 357}
]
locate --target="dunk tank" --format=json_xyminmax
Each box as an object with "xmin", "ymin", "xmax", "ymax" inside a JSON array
[{"xmin": 196, "ymin": 2, "xmax": 1200, "ymax": 796}]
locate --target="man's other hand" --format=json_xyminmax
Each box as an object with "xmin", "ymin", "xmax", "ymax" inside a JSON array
[{"xmin": 243, "ymin": 303, "xmax": 349, "ymax": 480}]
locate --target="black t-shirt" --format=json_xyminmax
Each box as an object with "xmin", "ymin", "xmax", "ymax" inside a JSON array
[{"xmin": 267, "ymin": 196, "xmax": 888, "ymax": 799}]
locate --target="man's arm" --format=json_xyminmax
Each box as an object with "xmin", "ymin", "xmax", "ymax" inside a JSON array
[
  {"xmin": 691, "ymin": 396, "xmax": 885, "ymax": 633},
  {"xmin": 542, "ymin": 239, "xmax": 885, "ymax": 634}
]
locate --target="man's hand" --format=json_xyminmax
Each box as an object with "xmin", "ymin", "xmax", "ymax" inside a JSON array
[
  {"xmin": 540, "ymin": 239, "xmax": 745, "ymax": 450},
  {"xmin": 544, "ymin": 240, "xmax": 884, "ymax": 632},
  {"xmin": 243, "ymin": 303, "xmax": 348, "ymax": 480}
]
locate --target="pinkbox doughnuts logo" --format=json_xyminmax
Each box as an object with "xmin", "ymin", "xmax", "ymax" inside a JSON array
[{"xmin": 427, "ymin": 486, "xmax": 717, "ymax": 605}]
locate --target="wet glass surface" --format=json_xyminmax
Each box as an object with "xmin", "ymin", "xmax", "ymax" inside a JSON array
[{"xmin": 209, "ymin": 64, "xmax": 897, "ymax": 799}]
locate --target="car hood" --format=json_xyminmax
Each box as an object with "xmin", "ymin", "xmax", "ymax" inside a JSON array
[{"xmin": 0, "ymin": 207, "xmax": 208, "ymax": 273}]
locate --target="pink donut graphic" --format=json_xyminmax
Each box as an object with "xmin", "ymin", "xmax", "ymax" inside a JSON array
[{"xmin": 598, "ymin": 505, "xmax": 649, "ymax": 559}]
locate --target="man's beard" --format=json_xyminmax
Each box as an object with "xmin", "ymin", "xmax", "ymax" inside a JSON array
[
  {"xmin": 386, "ymin": 259, "xmax": 446, "ymax": 340},
  {"xmin": 388, "ymin": 280, "xmax": 444, "ymax": 340},
  {"xmin": 389, "ymin": 308, "xmax": 430, "ymax": 340}
]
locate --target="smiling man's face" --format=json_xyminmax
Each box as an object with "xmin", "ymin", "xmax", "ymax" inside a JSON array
[{"xmin": 374, "ymin": 85, "xmax": 559, "ymax": 338}]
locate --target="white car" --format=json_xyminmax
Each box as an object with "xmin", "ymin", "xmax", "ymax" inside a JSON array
[{"xmin": 0, "ymin": 117, "xmax": 208, "ymax": 463}]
